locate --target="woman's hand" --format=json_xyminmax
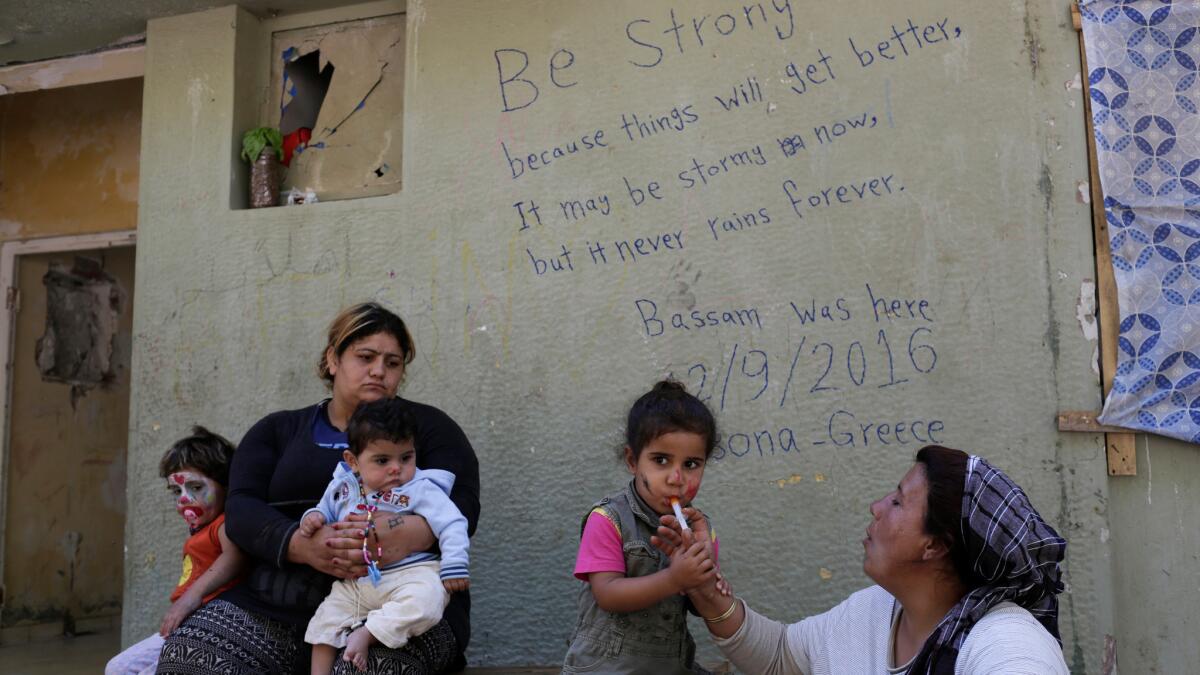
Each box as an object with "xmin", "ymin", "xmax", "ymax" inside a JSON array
[
  {"xmin": 653, "ymin": 507, "xmax": 731, "ymax": 594},
  {"xmin": 287, "ymin": 521, "xmax": 366, "ymax": 580},
  {"xmin": 655, "ymin": 511, "xmax": 744, "ymax": 636}
]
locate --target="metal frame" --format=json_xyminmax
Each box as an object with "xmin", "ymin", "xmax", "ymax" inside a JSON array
[{"xmin": 0, "ymin": 230, "xmax": 135, "ymax": 629}]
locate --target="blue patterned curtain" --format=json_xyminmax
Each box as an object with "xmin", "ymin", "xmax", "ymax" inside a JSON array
[{"xmin": 1083, "ymin": 1, "xmax": 1200, "ymax": 442}]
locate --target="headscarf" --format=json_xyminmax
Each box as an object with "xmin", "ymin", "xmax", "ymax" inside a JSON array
[{"xmin": 909, "ymin": 455, "xmax": 1067, "ymax": 674}]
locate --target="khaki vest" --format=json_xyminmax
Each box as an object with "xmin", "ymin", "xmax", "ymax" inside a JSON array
[{"xmin": 562, "ymin": 481, "xmax": 710, "ymax": 675}]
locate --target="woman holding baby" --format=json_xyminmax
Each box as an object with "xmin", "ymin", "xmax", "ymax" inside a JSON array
[{"xmin": 156, "ymin": 302, "xmax": 479, "ymax": 675}]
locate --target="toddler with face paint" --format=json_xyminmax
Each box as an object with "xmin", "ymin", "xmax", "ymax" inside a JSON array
[
  {"xmin": 105, "ymin": 426, "xmax": 243, "ymax": 675},
  {"xmin": 562, "ymin": 379, "xmax": 727, "ymax": 675}
]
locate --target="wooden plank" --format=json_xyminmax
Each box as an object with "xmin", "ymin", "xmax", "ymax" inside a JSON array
[
  {"xmin": 1074, "ymin": 4, "xmax": 1137, "ymax": 475},
  {"xmin": 1058, "ymin": 410, "xmax": 1139, "ymax": 434},
  {"xmin": 0, "ymin": 45, "xmax": 143, "ymax": 95}
]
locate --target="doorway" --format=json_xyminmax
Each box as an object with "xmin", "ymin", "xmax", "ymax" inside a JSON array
[{"xmin": 0, "ymin": 233, "xmax": 135, "ymax": 645}]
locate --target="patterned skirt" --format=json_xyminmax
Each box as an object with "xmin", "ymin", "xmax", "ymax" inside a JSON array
[{"xmin": 155, "ymin": 599, "xmax": 458, "ymax": 675}]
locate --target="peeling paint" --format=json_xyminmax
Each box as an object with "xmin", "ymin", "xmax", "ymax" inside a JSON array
[
  {"xmin": 818, "ymin": 567, "xmax": 833, "ymax": 580},
  {"xmin": 1076, "ymin": 181, "xmax": 1091, "ymax": 204},
  {"xmin": 1065, "ymin": 72, "xmax": 1082, "ymax": 91},
  {"xmin": 409, "ymin": 0, "xmax": 426, "ymax": 88},
  {"xmin": 1101, "ymin": 634, "xmax": 1117, "ymax": 675},
  {"xmin": 1076, "ymin": 280, "xmax": 1097, "ymax": 342},
  {"xmin": 0, "ymin": 217, "xmax": 22, "ymax": 237},
  {"xmin": 1145, "ymin": 437, "xmax": 1152, "ymax": 506},
  {"xmin": 773, "ymin": 474, "xmax": 803, "ymax": 488}
]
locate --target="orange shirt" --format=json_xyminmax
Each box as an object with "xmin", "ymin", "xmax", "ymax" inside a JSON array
[{"xmin": 171, "ymin": 513, "xmax": 239, "ymax": 603}]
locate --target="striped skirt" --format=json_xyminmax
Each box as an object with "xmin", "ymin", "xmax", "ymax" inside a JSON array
[{"xmin": 155, "ymin": 599, "xmax": 457, "ymax": 675}]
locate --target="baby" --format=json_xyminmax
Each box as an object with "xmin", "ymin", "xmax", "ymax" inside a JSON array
[{"xmin": 302, "ymin": 398, "xmax": 470, "ymax": 673}]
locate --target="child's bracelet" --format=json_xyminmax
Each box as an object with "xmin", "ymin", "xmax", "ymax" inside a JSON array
[{"xmin": 704, "ymin": 597, "xmax": 740, "ymax": 624}]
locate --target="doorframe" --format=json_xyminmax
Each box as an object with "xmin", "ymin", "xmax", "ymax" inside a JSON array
[{"xmin": 0, "ymin": 230, "xmax": 136, "ymax": 627}]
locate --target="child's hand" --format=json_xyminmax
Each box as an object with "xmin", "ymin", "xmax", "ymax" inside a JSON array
[
  {"xmin": 298, "ymin": 512, "xmax": 325, "ymax": 537},
  {"xmin": 159, "ymin": 592, "xmax": 201, "ymax": 637},
  {"xmin": 652, "ymin": 506, "xmax": 712, "ymax": 557},
  {"xmin": 443, "ymin": 578, "xmax": 470, "ymax": 593},
  {"xmin": 667, "ymin": 534, "xmax": 717, "ymax": 592}
]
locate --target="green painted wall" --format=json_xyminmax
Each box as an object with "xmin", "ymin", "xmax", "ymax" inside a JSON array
[
  {"xmin": 121, "ymin": 1, "xmax": 1198, "ymax": 670},
  {"xmin": 1108, "ymin": 436, "xmax": 1200, "ymax": 674}
]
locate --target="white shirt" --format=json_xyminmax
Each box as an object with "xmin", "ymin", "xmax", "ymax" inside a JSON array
[{"xmin": 713, "ymin": 585, "xmax": 1069, "ymax": 675}]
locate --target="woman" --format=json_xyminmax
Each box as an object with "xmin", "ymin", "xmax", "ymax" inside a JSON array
[
  {"xmin": 653, "ymin": 445, "xmax": 1068, "ymax": 674},
  {"xmin": 157, "ymin": 302, "xmax": 480, "ymax": 674}
]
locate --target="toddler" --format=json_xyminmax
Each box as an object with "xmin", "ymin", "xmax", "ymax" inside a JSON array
[
  {"xmin": 303, "ymin": 397, "xmax": 470, "ymax": 673},
  {"xmin": 105, "ymin": 426, "xmax": 243, "ymax": 675},
  {"xmin": 563, "ymin": 379, "xmax": 723, "ymax": 674}
]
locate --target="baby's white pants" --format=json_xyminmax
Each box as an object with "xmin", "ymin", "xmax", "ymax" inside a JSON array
[{"xmin": 304, "ymin": 561, "xmax": 449, "ymax": 649}]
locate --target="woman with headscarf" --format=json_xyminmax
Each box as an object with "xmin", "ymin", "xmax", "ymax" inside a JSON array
[{"xmin": 652, "ymin": 445, "xmax": 1069, "ymax": 674}]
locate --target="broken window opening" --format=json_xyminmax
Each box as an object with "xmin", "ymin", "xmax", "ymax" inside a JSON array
[
  {"xmin": 279, "ymin": 48, "xmax": 334, "ymax": 166},
  {"xmin": 267, "ymin": 13, "xmax": 405, "ymax": 201},
  {"xmin": 34, "ymin": 256, "xmax": 124, "ymax": 394}
]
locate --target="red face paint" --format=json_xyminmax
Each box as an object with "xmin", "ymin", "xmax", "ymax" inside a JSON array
[{"xmin": 167, "ymin": 470, "xmax": 224, "ymax": 531}]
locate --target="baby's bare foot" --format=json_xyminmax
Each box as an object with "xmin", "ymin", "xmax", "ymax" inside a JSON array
[{"xmin": 342, "ymin": 626, "xmax": 377, "ymax": 672}]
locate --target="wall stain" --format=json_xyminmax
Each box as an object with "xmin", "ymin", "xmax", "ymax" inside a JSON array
[
  {"xmin": 1054, "ymin": 439, "xmax": 1087, "ymax": 673},
  {"xmin": 1023, "ymin": 1, "xmax": 1042, "ymax": 79}
]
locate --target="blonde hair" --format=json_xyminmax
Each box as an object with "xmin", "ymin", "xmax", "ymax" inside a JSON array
[{"xmin": 318, "ymin": 302, "xmax": 415, "ymax": 385}]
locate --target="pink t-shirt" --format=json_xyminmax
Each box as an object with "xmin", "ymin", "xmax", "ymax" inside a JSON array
[{"xmin": 574, "ymin": 508, "xmax": 719, "ymax": 580}]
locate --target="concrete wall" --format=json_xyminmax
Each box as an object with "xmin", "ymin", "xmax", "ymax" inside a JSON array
[
  {"xmin": 120, "ymin": 1, "xmax": 1199, "ymax": 671},
  {"xmin": 1108, "ymin": 436, "xmax": 1200, "ymax": 674}
]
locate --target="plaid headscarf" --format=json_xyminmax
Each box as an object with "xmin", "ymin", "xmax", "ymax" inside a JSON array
[{"xmin": 909, "ymin": 455, "xmax": 1067, "ymax": 674}]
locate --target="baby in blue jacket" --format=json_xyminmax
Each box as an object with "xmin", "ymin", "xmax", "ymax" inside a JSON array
[{"xmin": 300, "ymin": 398, "xmax": 469, "ymax": 674}]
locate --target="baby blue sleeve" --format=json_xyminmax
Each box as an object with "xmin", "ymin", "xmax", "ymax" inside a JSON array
[
  {"xmin": 415, "ymin": 486, "xmax": 470, "ymax": 580},
  {"xmin": 303, "ymin": 476, "xmax": 344, "ymax": 524}
]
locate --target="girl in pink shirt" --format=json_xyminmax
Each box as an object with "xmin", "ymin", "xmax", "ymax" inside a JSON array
[{"xmin": 563, "ymin": 380, "xmax": 725, "ymax": 675}]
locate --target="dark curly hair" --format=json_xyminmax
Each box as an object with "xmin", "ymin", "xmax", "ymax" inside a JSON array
[
  {"xmin": 346, "ymin": 398, "xmax": 418, "ymax": 456},
  {"xmin": 625, "ymin": 379, "xmax": 717, "ymax": 460},
  {"xmin": 159, "ymin": 426, "xmax": 236, "ymax": 487}
]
